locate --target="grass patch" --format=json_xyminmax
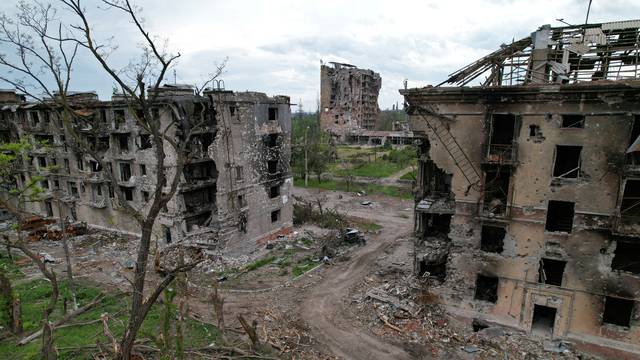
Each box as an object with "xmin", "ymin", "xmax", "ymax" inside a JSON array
[
  {"xmin": 292, "ymin": 258, "xmax": 318, "ymax": 278},
  {"xmin": 335, "ymin": 160, "xmax": 403, "ymax": 178},
  {"xmin": 357, "ymin": 221, "xmax": 383, "ymax": 232},
  {"xmin": 0, "ymin": 277, "xmax": 220, "ymax": 360},
  {"xmin": 400, "ymin": 170, "xmax": 417, "ymax": 181},
  {"xmin": 245, "ymin": 256, "xmax": 276, "ymax": 271},
  {"xmin": 294, "ymin": 178, "xmax": 412, "ymax": 199},
  {"xmin": 0, "ymin": 253, "xmax": 25, "ymax": 281}
]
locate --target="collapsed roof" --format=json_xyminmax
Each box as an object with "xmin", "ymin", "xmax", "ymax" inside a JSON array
[{"xmin": 438, "ymin": 20, "xmax": 640, "ymax": 87}]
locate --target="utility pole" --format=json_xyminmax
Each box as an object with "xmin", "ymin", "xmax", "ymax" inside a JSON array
[
  {"xmin": 56, "ymin": 193, "xmax": 77, "ymax": 310},
  {"xmin": 304, "ymin": 126, "xmax": 309, "ymax": 187}
]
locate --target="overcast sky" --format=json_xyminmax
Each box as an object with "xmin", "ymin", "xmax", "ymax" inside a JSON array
[{"xmin": 1, "ymin": 0, "xmax": 639, "ymax": 111}]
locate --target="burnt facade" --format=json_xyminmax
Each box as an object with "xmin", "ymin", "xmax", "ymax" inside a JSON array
[
  {"xmin": 402, "ymin": 21, "xmax": 640, "ymax": 355},
  {"xmin": 0, "ymin": 86, "xmax": 293, "ymax": 252},
  {"xmin": 320, "ymin": 62, "xmax": 381, "ymax": 137}
]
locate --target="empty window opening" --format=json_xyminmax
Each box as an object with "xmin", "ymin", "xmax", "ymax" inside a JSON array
[
  {"xmin": 472, "ymin": 319, "xmax": 489, "ymax": 332},
  {"xmin": 164, "ymin": 226, "xmax": 172, "ymax": 244},
  {"xmin": 270, "ymin": 185, "xmax": 280, "ymax": 198},
  {"xmin": 545, "ymin": 200, "xmax": 575, "ymax": 233},
  {"xmin": 237, "ymin": 194, "xmax": 246, "ymax": 208},
  {"xmin": 117, "ymin": 134, "xmax": 130, "ymax": 152},
  {"xmin": 553, "ymin": 145, "xmax": 582, "ymax": 178},
  {"xmin": 29, "ymin": 111, "xmax": 40, "ymax": 126},
  {"xmin": 113, "ymin": 109, "xmax": 125, "ymax": 127},
  {"xmin": 120, "ymin": 187, "xmax": 134, "ymax": 201},
  {"xmin": 38, "ymin": 157, "xmax": 47, "ymax": 168},
  {"xmin": 483, "ymin": 167, "xmax": 511, "ymax": 215},
  {"xmin": 620, "ymin": 179, "xmax": 640, "ymax": 219},
  {"xmin": 91, "ymin": 184, "xmax": 102, "ymax": 201},
  {"xmin": 40, "ymin": 180, "xmax": 49, "ymax": 190},
  {"xmin": 268, "ymin": 107, "xmax": 278, "ymax": 121},
  {"xmin": 140, "ymin": 164, "xmax": 147, "ymax": 176},
  {"xmin": 141, "ymin": 191, "xmax": 149, "ymax": 202},
  {"xmin": 90, "ymin": 160, "xmax": 102, "ymax": 172},
  {"xmin": 76, "ymin": 158, "xmax": 84, "ymax": 171},
  {"xmin": 474, "ymin": 275, "xmax": 499, "ymax": 303},
  {"xmin": 419, "ymin": 213, "xmax": 452, "ymax": 236},
  {"xmin": 529, "ymin": 124, "xmax": 540, "ymax": 137},
  {"xmin": 538, "ymin": 258, "xmax": 566, "ymax": 286},
  {"xmin": 490, "ymin": 114, "xmax": 516, "ymax": 145},
  {"xmin": 238, "ymin": 211, "xmax": 247, "ymax": 233},
  {"xmin": 611, "ymin": 240, "xmax": 640, "ymax": 275},
  {"xmin": 108, "ymin": 185, "xmax": 114, "ymax": 198},
  {"xmin": 100, "ymin": 109, "xmax": 107, "ymax": 123},
  {"xmin": 69, "ymin": 182, "xmax": 78, "ymax": 196},
  {"xmin": 417, "ymin": 258, "xmax": 446, "ymax": 282},
  {"xmin": 422, "ymin": 160, "xmax": 451, "ymax": 197},
  {"xmin": 64, "ymin": 159, "xmax": 70, "ymax": 173},
  {"xmin": 603, "ymin": 296, "xmax": 634, "ymax": 328},
  {"xmin": 531, "ymin": 305, "xmax": 557, "ymax": 338},
  {"xmin": 119, "ymin": 162, "xmax": 132, "ymax": 182},
  {"xmin": 267, "ymin": 160, "xmax": 278, "ymax": 174},
  {"xmin": 229, "ymin": 106, "xmax": 236, "ymax": 117},
  {"xmin": 626, "ymin": 116, "xmax": 640, "ymax": 165},
  {"xmin": 44, "ymin": 200, "xmax": 53, "ymax": 217},
  {"xmin": 480, "ymin": 225, "xmax": 505, "ymax": 253},
  {"xmin": 183, "ymin": 161, "xmax": 216, "ymax": 181},
  {"xmin": 561, "ymin": 114, "xmax": 585, "ymax": 128},
  {"xmin": 139, "ymin": 134, "xmax": 152, "ymax": 149},
  {"xmin": 183, "ymin": 185, "xmax": 216, "ymax": 213},
  {"xmin": 236, "ymin": 165, "xmax": 244, "ymax": 181},
  {"xmin": 271, "ymin": 209, "xmax": 280, "ymax": 223},
  {"xmin": 185, "ymin": 211, "xmax": 211, "ymax": 232},
  {"xmin": 266, "ymin": 134, "xmax": 279, "ymax": 148}
]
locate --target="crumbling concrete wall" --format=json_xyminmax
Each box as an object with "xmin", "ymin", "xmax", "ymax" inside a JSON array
[
  {"xmin": 403, "ymin": 83, "xmax": 640, "ymax": 352},
  {"xmin": 320, "ymin": 62, "xmax": 381, "ymax": 137}
]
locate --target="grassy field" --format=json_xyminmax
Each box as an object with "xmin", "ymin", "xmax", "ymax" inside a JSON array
[
  {"xmin": 294, "ymin": 178, "xmax": 412, "ymax": 199},
  {"xmin": 331, "ymin": 145, "xmax": 416, "ymax": 179},
  {"xmin": 400, "ymin": 169, "xmax": 417, "ymax": 181},
  {"xmin": 0, "ymin": 255, "xmax": 220, "ymax": 360}
]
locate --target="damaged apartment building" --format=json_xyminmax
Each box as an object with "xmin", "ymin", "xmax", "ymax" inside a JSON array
[
  {"xmin": 402, "ymin": 20, "xmax": 640, "ymax": 356},
  {"xmin": 319, "ymin": 62, "xmax": 401, "ymax": 144},
  {"xmin": 0, "ymin": 85, "xmax": 293, "ymax": 252}
]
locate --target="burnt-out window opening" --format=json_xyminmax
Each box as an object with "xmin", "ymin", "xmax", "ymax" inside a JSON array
[
  {"xmin": 140, "ymin": 164, "xmax": 146, "ymax": 176},
  {"xmin": 266, "ymin": 133, "xmax": 279, "ymax": 148},
  {"xmin": 237, "ymin": 194, "xmax": 246, "ymax": 208},
  {"xmin": 100, "ymin": 109, "xmax": 107, "ymax": 123},
  {"xmin": 532, "ymin": 305, "xmax": 557, "ymax": 337},
  {"xmin": 38, "ymin": 157, "xmax": 47, "ymax": 168},
  {"xmin": 267, "ymin": 160, "xmax": 278, "ymax": 174},
  {"xmin": 117, "ymin": 134, "xmax": 130, "ymax": 152},
  {"xmin": 538, "ymin": 258, "xmax": 566, "ymax": 286},
  {"xmin": 29, "ymin": 111, "xmax": 40, "ymax": 126},
  {"xmin": 561, "ymin": 114, "xmax": 585, "ymax": 128},
  {"xmin": 76, "ymin": 158, "xmax": 84, "ymax": 171},
  {"xmin": 489, "ymin": 114, "xmax": 516, "ymax": 145},
  {"xmin": 113, "ymin": 109, "xmax": 125, "ymax": 127},
  {"xmin": 238, "ymin": 211, "xmax": 247, "ymax": 233},
  {"xmin": 229, "ymin": 106, "xmax": 236, "ymax": 117},
  {"xmin": 620, "ymin": 179, "xmax": 640, "ymax": 219},
  {"xmin": 602, "ymin": 296, "xmax": 634, "ymax": 328},
  {"xmin": 42, "ymin": 111, "xmax": 50, "ymax": 124},
  {"xmin": 142, "ymin": 191, "xmax": 149, "ymax": 202},
  {"xmin": 64, "ymin": 159, "xmax": 70, "ymax": 174},
  {"xmin": 612, "ymin": 240, "xmax": 640, "ymax": 275},
  {"xmin": 481, "ymin": 225, "xmax": 505, "ymax": 253},
  {"xmin": 69, "ymin": 182, "xmax": 78, "ymax": 196},
  {"xmin": 269, "ymin": 185, "xmax": 280, "ymax": 198},
  {"xmin": 108, "ymin": 184, "xmax": 114, "ymax": 198},
  {"xmin": 626, "ymin": 116, "xmax": 640, "ymax": 165},
  {"xmin": 236, "ymin": 165, "xmax": 244, "ymax": 181},
  {"xmin": 417, "ymin": 258, "xmax": 446, "ymax": 282},
  {"xmin": 80, "ymin": 183, "xmax": 85, "ymax": 193},
  {"xmin": 34, "ymin": 134, "xmax": 54, "ymax": 144},
  {"xmin": 268, "ymin": 107, "xmax": 278, "ymax": 121},
  {"xmin": 552, "ymin": 145, "xmax": 582, "ymax": 178},
  {"xmin": 53, "ymin": 180, "xmax": 59, "ymax": 189},
  {"xmin": 96, "ymin": 136, "xmax": 109, "ymax": 151},
  {"xmin": 119, "ymin": 162, "xmax": 132, "ymax": 182},
  {"xmin": 40, "ymin": 179, "xmax": 49, "ymax": 189},
  {"xmin": 419, "ymin": 213, "xmax": 452, "ymax": 236},
  {"xmin": 271, "ymin": 209, "xmax": 280, "ymax": 223},
  {"xmin": 186, "ymin": 211, "xmax": 211, "ymax": 232},
  {"xmin": 60, "ymin": 135, "xmax": 67, "ymax": 151},
  {"xmin": 483, "ymin": 167, "xmax": 511, "ymax": 215},
  {"xmin": 183, "ymin": 161, "xmax": 216, "ymax": 181},
  {"xmin": 139, "ymin": 134, "xmax": 152, "ymax": 149},
  {"xmin": 44, "ymin": 200, "xmax": 53, "ymax": 217},
  {"xmin": 545, "ymin": 200, "xmax": 575, "ymax": 233},
  {"xmin": 474, "ymin": 274, "xmax": 499, "ymax": 303},
  {"xmin": 183, "ymin": 185, "xmax": 216, "ymax": 213},
  {"xmin": 164, "ymin": 226, "xmax": 172, "ymax": 244},
  {"xmin": 90, "ymin": 160, "xmax": 102, "ymax": 172},
  {"xmin": 529, "ymin": 124, "xmax": 541, "ymax": 137},
  {"xmin": 422, "ymin": 161, "xmax": 452, "ymax": 197},
  {"xmin": 120, "ymin": 186, "xmax": 133, "ymax": 201},
  {"xmin": 94, "ymin": 184, "xmax": 102, "ymax": 197}
]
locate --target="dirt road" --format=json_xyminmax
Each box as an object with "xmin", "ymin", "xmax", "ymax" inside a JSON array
[{"xmin": 295, "ymin": 187, "xmax": 414, "ymax": 360}]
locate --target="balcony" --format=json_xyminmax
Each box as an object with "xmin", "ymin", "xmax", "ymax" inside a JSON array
[
  {"xmin": 415, "ymin": 195, "xmax": 455, "ymax": 214},
  {"xmin": 478, "ymin": 201, "xmax": 511, "ymax": 220},
  {"xmin": 482, "ymin": 143, "xmax": 518, "ymax": 166}
]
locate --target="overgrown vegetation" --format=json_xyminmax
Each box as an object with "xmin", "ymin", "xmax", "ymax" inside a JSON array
[{"xmin": 294, "ymin": 178, "xmax": 412, "ymax": 199}]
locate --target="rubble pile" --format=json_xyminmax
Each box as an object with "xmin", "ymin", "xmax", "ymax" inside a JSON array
[{"xmin": 352, "ymin": 276, "xmax": 595, "ymax": 359}]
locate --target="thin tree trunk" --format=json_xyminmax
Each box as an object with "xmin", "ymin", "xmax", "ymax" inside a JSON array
[{"xmin": 57, "ymin": 199, "xmax": 77, "ymax": 310}]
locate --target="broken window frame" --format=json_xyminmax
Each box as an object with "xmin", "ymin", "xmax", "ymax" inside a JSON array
[
  {"xmin": 611, "ymin": 239, "xmax": 640, "ymax": 275},
  {"xmin": 545, "ymin": 200, "xmax": 575, "ymax": 233},
  {"xmin": 269, "ymin": 185, "xmax": 280, "ymax": 198},
  {"xmin": 619, "ymin": 178, "xmax": 640, "ymax": 220},
  {"xmin": 271, "ymin": 209, "xmax": 280, "ymax": 223},
  {"xmin": 474, "ymin": 274, "xmax": 499, "ymax": 304},
  {"xmin": 268, "ymin": 107, "xmax": 278, "ymax": 121},
  {"xmin": 538, "ymin": 258, "xmax": 567, "ymax": 287},
  {"xmin": 560, "ymin": 114, "xmax": 586, "ymax": 129},
  {"xmin": 484, "ymin": 113, "xmax": 520, "ymax": 163},
  {"xmin": 552, "ymin": 145, "xmax": 582, "ymax": 179},
  {"xmin": 602, "ymin": 296, "xmax": 634, "ymax": 328}
]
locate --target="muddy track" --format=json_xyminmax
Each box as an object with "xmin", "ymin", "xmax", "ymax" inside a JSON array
[{"xmin": 299, "ymin": 217, "xmax": 413, "ymax": 360}]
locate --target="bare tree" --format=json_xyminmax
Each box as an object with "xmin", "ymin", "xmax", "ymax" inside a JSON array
[{"xmin": 0, "ymin": 1, "xmax": 223, "ymax": 359}]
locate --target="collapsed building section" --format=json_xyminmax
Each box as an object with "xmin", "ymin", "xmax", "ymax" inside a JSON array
[
  {"xmin": 402, "ymin": 20, "xmax": 640, "ymax": 356},
  {"xmin": 0, "ymin": 85, "xmax": 293, "ymax": 252}
]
